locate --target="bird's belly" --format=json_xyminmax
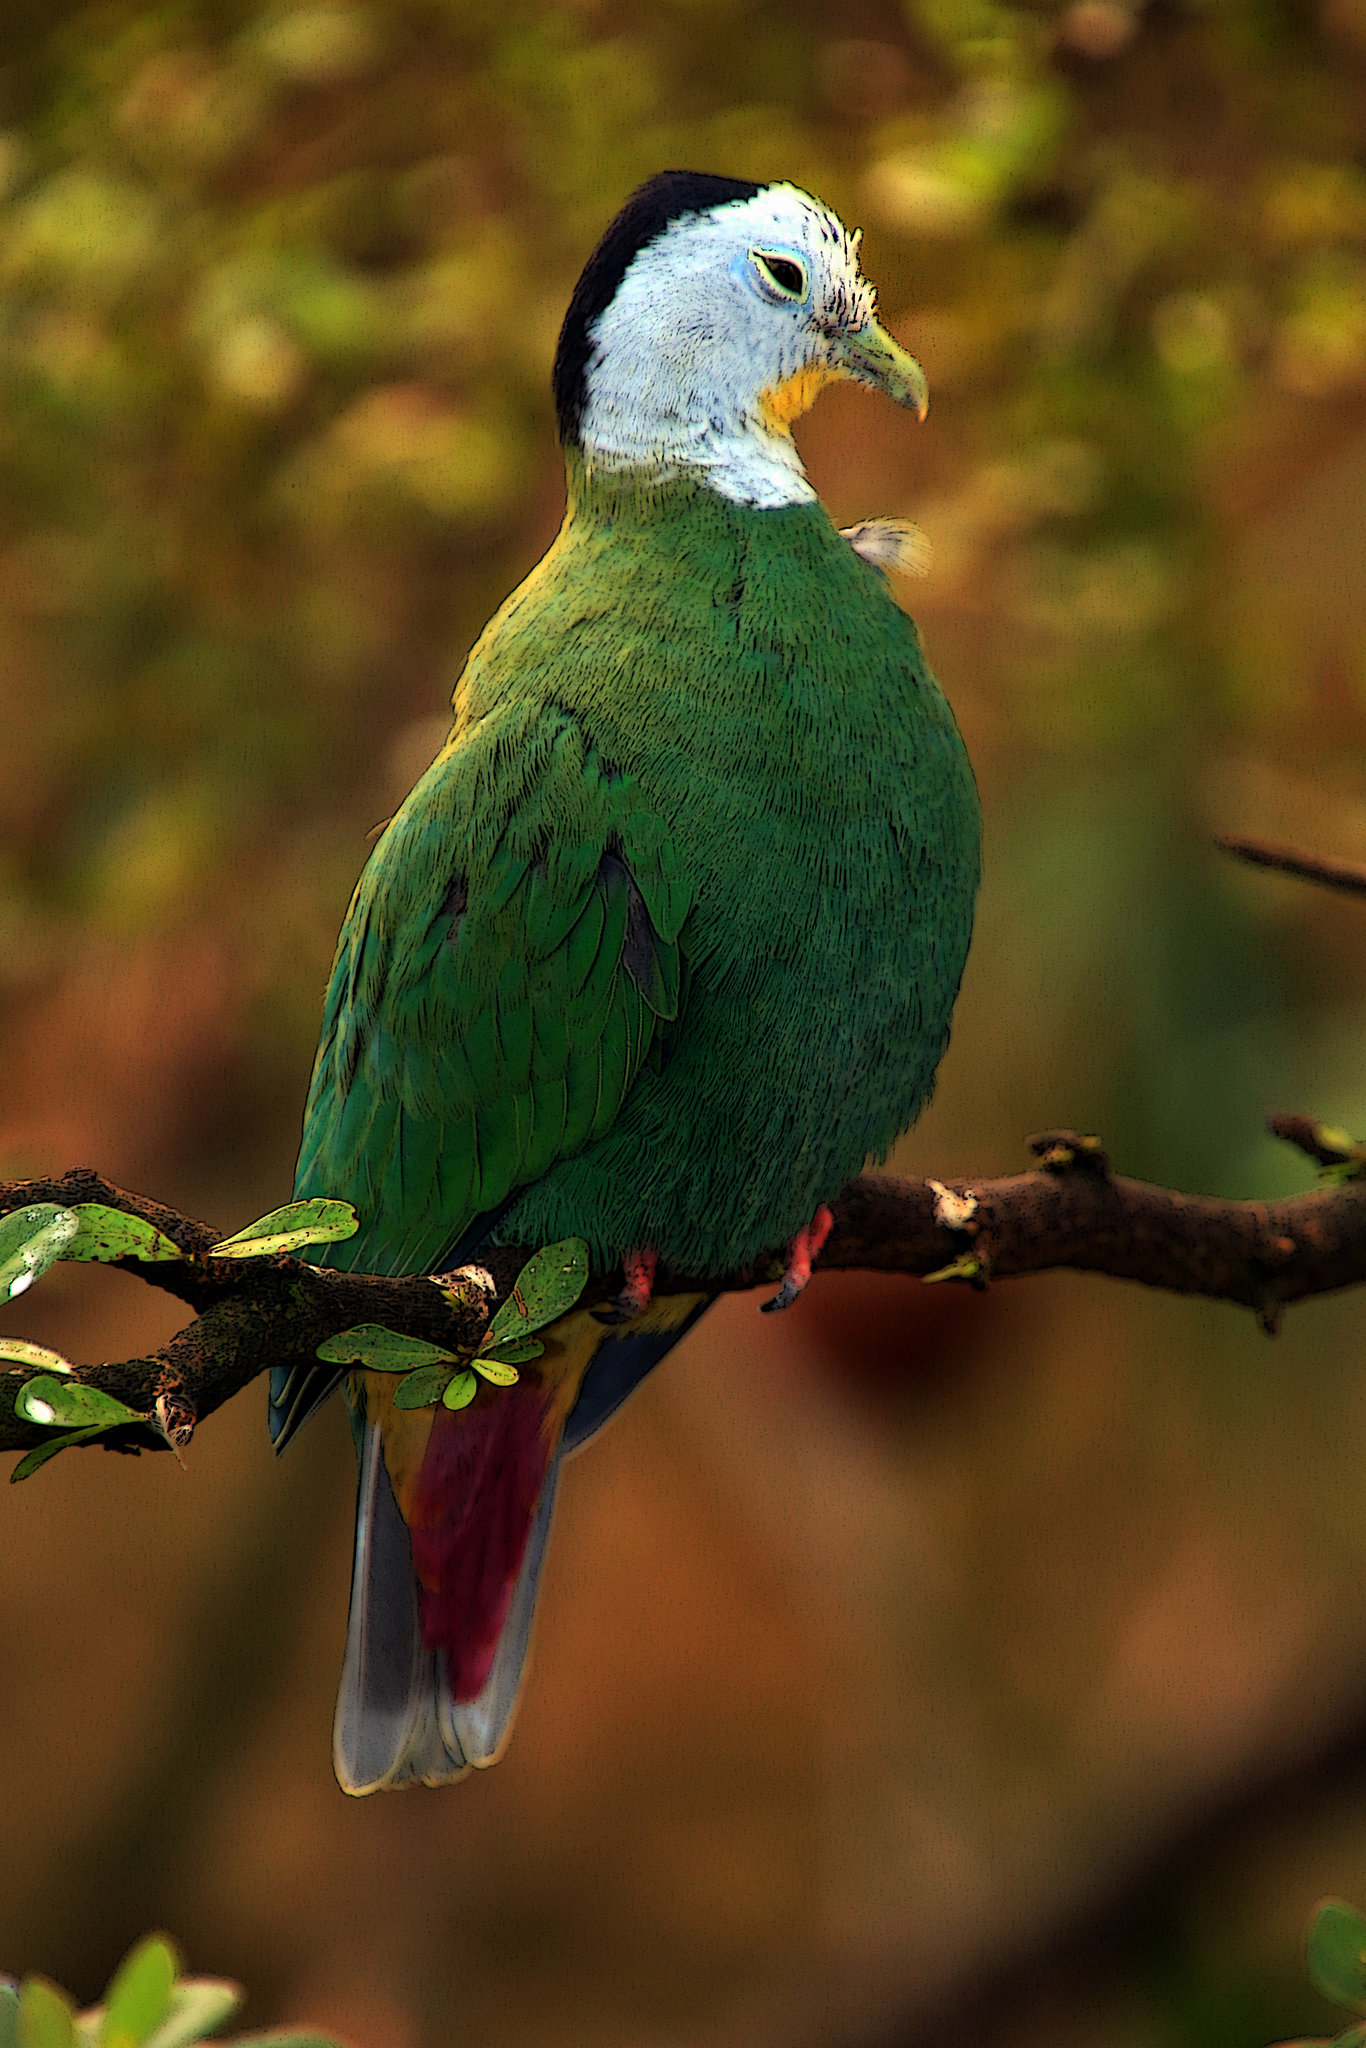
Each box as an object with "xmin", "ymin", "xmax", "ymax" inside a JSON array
[{"xmin": 502, "ymin": 830, "xmax": 962, "ymax": 1274}]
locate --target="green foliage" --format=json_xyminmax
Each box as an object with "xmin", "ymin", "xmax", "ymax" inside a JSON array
[
  {"xmin": 0, "ymin": 1208, "xmax": 80, "ymax": 1303},
  {"xmin": 313, "ymin": 1324, "xmax": 456, "ymax": 1369},
  {"xmin": 1275, "ymin": 1900, "xmax": 1366, "ymax": 2048},
  {"xmin": 314, "ymin": 1237, "xmax": 588, "ymax": 1407},
  {"xmin": 64, "ymin": 1206, "xmax": 186, "ymax": 1264},
  {"xmin": 9, "ymin": 1374, "xmax": 147, "ymax": 1484},
  {"xmin": 0, "ymin": 1937, "xmax": 344, "ymax": 2048},
  {"xmin": 0, "ymin": 1202, "xmax": 184, "ymax": 1307},
  {"xmin": 0, "ymin": 1340, "xmax": 74, "ymax": 1375},
  {"xmin": 14, "ymin": 1375, "xmax": 141, "ymax": 1431},
  {"xmin": 209, "ymin": 1200, "xmax": 358, "ymax": 1258},
  {"xmin": 484, "ymin": 1238, "xmax": 589, "ymax": 1344},
  {"xmin": 391, "ymin": 1363, "xmax": 453, "ymax": 1410}
]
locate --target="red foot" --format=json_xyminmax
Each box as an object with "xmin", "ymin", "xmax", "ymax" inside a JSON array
[
  {"xmin": 761, "ymin": 1205, "xmax": 834, "ymax": 1314},
  {"xmin": 595, "ymin": 1245, "xmax": 658, "ymax": 1324}
]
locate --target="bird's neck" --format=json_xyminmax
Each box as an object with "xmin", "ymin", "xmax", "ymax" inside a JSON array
[
  {"xmin": 560, "ymin": 451, "xmax": 818, "ymax": 534},
  {"xmin": 572, "ymin": 359, "xmax": 817, "ymax": 511}
]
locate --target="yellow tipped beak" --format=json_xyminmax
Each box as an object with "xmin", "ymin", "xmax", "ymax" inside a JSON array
[{"xmin": 835, "ymin": 320, "xmax": 929, "ymax": 421}]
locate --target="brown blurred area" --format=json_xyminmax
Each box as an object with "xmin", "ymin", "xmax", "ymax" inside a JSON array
[{"xmin": 7, "ymin": 3, "xmax": 1366, "ymax": 2045}]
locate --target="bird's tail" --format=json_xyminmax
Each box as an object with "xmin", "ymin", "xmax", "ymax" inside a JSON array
[
  {"xmin": 330, "ymin": 1290, "xmax": 713, "ymax": 1794},
  {"xmin": 334, "ymin": 1386, "xmax": 559, "ymax": 1795}
]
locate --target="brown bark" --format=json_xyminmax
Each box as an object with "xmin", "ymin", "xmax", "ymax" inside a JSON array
[{"xmin": 3, "ymin": 1130, "xmax": 1363, "ymax": 1457}]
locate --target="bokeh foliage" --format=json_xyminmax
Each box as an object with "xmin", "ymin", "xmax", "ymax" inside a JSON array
[
  {"xmin": 2, "ymin": 0, "xmax": 1366, "ymax": 1198},
  {"xmin": 7, "ymin": 5, "xmax": 1366, "ymax": 2048},
  {"xmin": 0, "ymin": 17, "xmax": 1344, "ymax": 886}
]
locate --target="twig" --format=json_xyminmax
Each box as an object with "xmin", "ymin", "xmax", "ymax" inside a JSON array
[
  {"xmin": 2, "ymin": 1129, "xmax": 1364, "ymax": 1456},
  {"xmin": 1216, "ymin": 833, "xmax": 1366, "ymax": 898}
]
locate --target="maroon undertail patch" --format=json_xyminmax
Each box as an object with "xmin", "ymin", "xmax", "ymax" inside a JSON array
[{"xmin": 408, "ymin": 1383, "xmax": 553, "ymax": 1701}]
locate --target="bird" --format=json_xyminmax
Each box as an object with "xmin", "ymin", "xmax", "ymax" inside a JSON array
[{"xmin": 270, "ymin": 170, "xmax": 982, "ymax": 1795}]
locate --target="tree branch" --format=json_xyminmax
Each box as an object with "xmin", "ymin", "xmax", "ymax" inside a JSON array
[
  {"xmin": 1216, "ymin": 832, "xmax": 1366, "ymax": 898},
  {"xmin": 3, "ymin": 1132, "xmax": 1365, "ymax": 1457}
]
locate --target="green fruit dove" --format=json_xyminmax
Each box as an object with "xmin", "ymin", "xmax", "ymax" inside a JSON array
[{"xmin": 270, "ymin": 171, "xmax": 981, "ymax": 1793}]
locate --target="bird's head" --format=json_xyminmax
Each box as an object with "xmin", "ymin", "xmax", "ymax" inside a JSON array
[{"xmin": 552, "ymin": 172, "xmax": 927, "ymax": 510}]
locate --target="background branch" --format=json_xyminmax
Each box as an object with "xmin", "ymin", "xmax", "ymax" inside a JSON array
[
  {"xmin": 1216, "ymin": 833, "xmax": 1366, "ymax": 898},
  {"xmin": 3, "ymin": 1131, "xmax": 1364, "ymax": 1457}
]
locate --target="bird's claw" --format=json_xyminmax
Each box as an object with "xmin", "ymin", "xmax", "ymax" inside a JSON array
[
  {"xmin": 761, "ymin": 1204, "xmax": 834, "ymax": 1313},
  {"xmin": 593, "ymin": 1245, "xmax": 658, "ymax": 1324}
]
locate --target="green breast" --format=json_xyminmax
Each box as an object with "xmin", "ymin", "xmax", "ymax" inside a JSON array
[{"xmin": 474, "ymin": 466, "xmax": 982, "ymax": 1270}]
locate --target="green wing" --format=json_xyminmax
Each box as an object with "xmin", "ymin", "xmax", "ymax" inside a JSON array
[{"xmin": 293, "ymin": 703, "xmax": 692, "ymax": 1283}]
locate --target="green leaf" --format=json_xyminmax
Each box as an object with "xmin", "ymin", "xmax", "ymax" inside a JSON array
[
  {"xmin": 143, "ymin": 1981, "xmax": 242, "ymax": 2048},
  {"xmin": 0, "ymin": 1205, "xmax": 80, "ymax": 1302},
  {"xmin": 470, "ymin": 1353, "xmax": 521, "ymax": 1386},
  {"xmin": 392, "ymin": 1365, "xmax": 452, "ymax": 1409},
  {"xmin": 477, "ymin": 1336, "xmax": 544, "ymax": 1367},
  {"xmin": 18, "ymin": 1982, "xmax": 77, "ymax": 2048},
  {"xmin": 65, "ymin": 1206, "xmax": 186, "ymax": 1266},
  {"xmin": 230, "ymin": 2035, "xmax": 348, "ymax": 2047},
  {"xmin": 486, "ymin": 1238, "xmax": 588, "ymax": 1344},
  {"xmin": 210, "ymin": 1200, "xmax": 358, "ymax": 1260},
  {"xmin": 16, "ymin": 1375, "xmax": 143, "ymax": 1432},
  {"xmin": 11, "ymin": 1424, "xmax": 111, "ymax": 1482},
  {"xmin": 442, "ymin": 1369, "xmax": 478, "ymax": 1410},
  {"xmin": 99, "ymin": 1938, "xmax": 177, "ymax": 2048},
  {"xmin": 315, "ymin": 1325, "xmax": 459, "ymax": 1370},
  {"xmin": 1308, "ymin": 1901, "xmax": 1366, "ymax": 2011},
  {"xmin": 1, "ymin": 1983, "xmax": 20, "ymax": 2048},
  {"xmin": 0, "ymin": 1339, "xmax": 74, "ymax": 1375}
]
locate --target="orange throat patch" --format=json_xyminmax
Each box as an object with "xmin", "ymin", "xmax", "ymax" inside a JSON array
[{"xmin": 758, "ymin": 363, "xmax": 837, "ymax": 434}]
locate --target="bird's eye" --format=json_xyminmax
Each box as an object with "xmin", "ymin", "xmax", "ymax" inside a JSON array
[{"xmin": 752, "ymin": 250, "xmax": 808, "ymax": 301}]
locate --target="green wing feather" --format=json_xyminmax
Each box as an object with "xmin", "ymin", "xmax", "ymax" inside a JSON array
[{"xmin": 292, "ymin": 705, "xmax": 691, "ymax": 1285}]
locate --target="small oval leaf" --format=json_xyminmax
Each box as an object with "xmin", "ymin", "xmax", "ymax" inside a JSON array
[
  {"xmin": 100, "ymin": 1938, "xmax": 178, "ymax": 2048},
  {"xmin": 65, "ymin": 1206, "xmax": 186, "ymax": 1266},
  {"xmin": 0, "ymin": 1206, "xmax": 80, "ymax": 1302},
  {"xmin": 442, "ymin": 1370, "xmax": 478, "ymax": 1410},
  {"xmin": 392, "ymin": 1365, "xmax": 452, "ymax": 1410},
  {"xmin": 10, "ymin": 1425, "xmax": 108, "ymax": 1483},
  {"xmin": 211, "ymin": 1200, "xmax": 359, "ymax": 1259},
  {"xmin": 0, "ymin": 1340, "xmax": 74, "ymax": 1375},
  {"xmin": 17, "ymin": 1376, "xmax": 143, "ymax": 1432},
  {"xmin": 477, "ymin": 1337, "xmax": 544, "ymax": 1367},
  {"xmin": 142, "ymin": 1980, "xmax": 242, "ymax": 2048},
  {"xmin": 470, "ymin": 1355, "xmax": 520, "ymax": 1386},
  {"xmin": 315, "ymin": 1325, "xmax": 459, "ymax": 1370},
  {"xmin": 18, "ymin": 1982, "xmax": 77, "ymax": 2048},
  {"xmin": 486, "ymin": 1238, "xmax": 588, "ymax": 1343},
  {"xmin": 1309, "ymin": 1901, "xmax": 1366, "ymax": 2011}
]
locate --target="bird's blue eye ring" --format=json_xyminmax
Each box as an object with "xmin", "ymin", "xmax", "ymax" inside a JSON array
[{"xmin": 750, "ymin": 249, "xmax": 808, "ymax": 302}]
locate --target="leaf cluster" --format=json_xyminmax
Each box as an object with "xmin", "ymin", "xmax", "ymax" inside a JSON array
[
  {"xmin": 314, "ymin": 1236, "xmax": 588, "ymax": 1408},
  {"xmin": 0, "ymin": 1936, "xmax": 340, "ymax": 2048},
  {"xmin": 0, "ymin": 1197, "xmax": 358, "ymax": 1478},
  {"xmin": 1, "ymin": 1188, "xmax": 590, "ymax": 1469}
]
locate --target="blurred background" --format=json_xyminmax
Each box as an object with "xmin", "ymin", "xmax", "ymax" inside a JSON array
[{"xmin": 6, "ymin": 1, "xmax": 1366, "ymax": 2044}]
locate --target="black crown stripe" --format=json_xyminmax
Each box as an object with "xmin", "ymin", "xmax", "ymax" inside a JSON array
[{"xmin": 552, "ymin": 171, "xmax": 762, "ymax": 446}]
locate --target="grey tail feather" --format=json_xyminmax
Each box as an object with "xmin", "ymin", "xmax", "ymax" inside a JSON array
[
  {"xmin": 269, "ymin": 1361, "xmax": 346, "ymax": 1453},
  {"xmin": 333, "ymin": 1420, "xmax": 561, "ymax": 1795}
]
